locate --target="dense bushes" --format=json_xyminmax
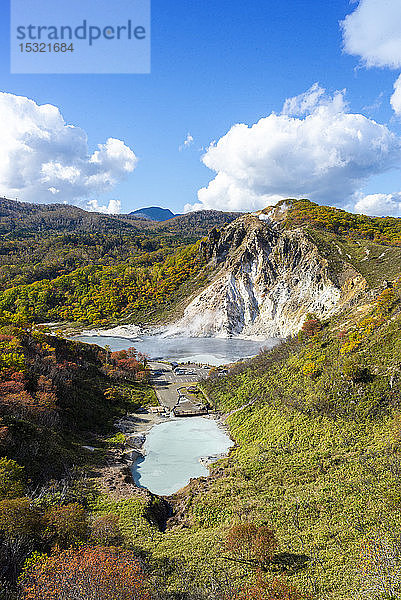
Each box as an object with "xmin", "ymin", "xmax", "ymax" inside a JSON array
[
  {"xmin": 0, "ymin": 459, "xmax": 25, "ymax": 499},
  {"xmin": 20, "ymin": 547, "xmax": 151, "ymax": 600},
  {"xmin": 0, "ymin": 198, "xmax": 240, "ymax": 327},
  {"xmin": 284, "ymin": 199, "xmax": 401, "ymax": 245},
  {"xmin": 0, "ymin": 242, "xmax": 207, "ymax": 325}
]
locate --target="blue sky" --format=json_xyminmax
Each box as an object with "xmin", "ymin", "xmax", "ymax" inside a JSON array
[{"xmin": 1, "ymin": 0, "xmax": 401, "ymax": 215}]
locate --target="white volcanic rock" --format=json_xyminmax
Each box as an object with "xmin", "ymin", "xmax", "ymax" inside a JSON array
[
  {"xmin": 166, "ymin": 214, "xmax": 345, "ymax": 338},
  {"xmin": 80, "ymin": 324, "xmax": 142, "ymax": 338}
]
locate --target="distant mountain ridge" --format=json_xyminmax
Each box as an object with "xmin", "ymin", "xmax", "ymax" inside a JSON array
[
  {"xmin": 129, "ymin": 206, "xmax": 177, "ymax": 221},
  {"xmin": 0, "ymin": 197, "xmax": 239, "ymax": 237}
]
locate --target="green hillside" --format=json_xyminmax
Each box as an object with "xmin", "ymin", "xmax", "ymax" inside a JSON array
[
  {"xmin": 151, "ymin": 279, "xmax": 401, "ymax": 598},
  {"xmin": 0, "ymin": 199, "xmax": 240, "ymax": 325},
  {"xmin": 284, "ymin": 199, "xmax": 401, "ymax": 245}
]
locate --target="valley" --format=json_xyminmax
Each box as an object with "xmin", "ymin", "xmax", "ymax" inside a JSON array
[{"xmin": 1, "ymin": 197, "xmax": 401, "ymax": 599}]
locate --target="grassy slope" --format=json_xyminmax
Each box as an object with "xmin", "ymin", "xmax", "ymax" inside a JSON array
[
  {"xmin": 126, "ymin": 281, "xmax": 401, "ymax": 598},
  {"xmin": 307, "ymin": 227, "xmax": 401, "ymax": 287},
  {"xmin": 282, "ymin": 199, "xmax": 401, "ymax": 287},
  {"xmin": 114, "ymin": 202, "xmax": 401, "ymax": 597}
]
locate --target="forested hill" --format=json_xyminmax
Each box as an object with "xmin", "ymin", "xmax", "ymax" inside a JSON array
[
  {"xmin": 1, "ymin": 197, "xmax": 401, "ymax": 328},
  {"xmin": 0, "ymin": 199, "xmax": 241, "ymax": 323},
  {"xmin": 281, "ymin": 198, "xmax": 401, "ymax": 245},
  {"xmin": 0, "ymin": 197, "xmax": 239, "ymax": 237},
  {"xmin": 0, "ymin": 197, "xmax": 139, "ymax": 235}
]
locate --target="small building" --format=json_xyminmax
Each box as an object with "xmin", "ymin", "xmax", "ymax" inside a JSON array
[
  {"xmin": 172, "ymin": 405, "xmax": 208, "ymax": 417},
  {"xmin": 149, "ymin": 406, "xmax": 166, "ymax": 414}
]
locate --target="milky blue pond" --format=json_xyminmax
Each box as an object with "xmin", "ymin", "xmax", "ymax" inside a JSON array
[
  {"xmin": 74, "ymin": 334, "xmax": 276, "ymax": 366},
  {"xmin": 132, "ymin": 417, "xmax": 234, "ymax": 495}
]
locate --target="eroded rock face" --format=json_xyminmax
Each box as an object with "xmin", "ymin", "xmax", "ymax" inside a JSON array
[{"xmin": 166, "ymin": 215, "xmax": 346, "ymax": 338}]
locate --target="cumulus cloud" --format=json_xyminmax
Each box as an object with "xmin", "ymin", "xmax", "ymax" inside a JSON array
[
  {"xmin": 341, "ymin": 0, "xmax": 401, "ymax": 69},
  {"xmin": 0, "ymin": 92, "xmax": 138, "ymax": 205},
  {"xmin": 354, "ymin": 192, "xmax": 401, "ymax": 216},
  {"xmin": 179, "ymin": 133, "xmax": 194, "ymax": 151},
  {"xmin": 341, "ymin": 0, "xmax": 401, "ymax": 115},
  {"xmin": 86, "ymin": 198, "xmax": 122, "ymax": 214},
  {"xmin": 282, "ymin": 82, "xmax": 326, "ymax": 116},
  {"xmin": 185, "ymin": 85, "xmax": 401, "ymax": 213}
]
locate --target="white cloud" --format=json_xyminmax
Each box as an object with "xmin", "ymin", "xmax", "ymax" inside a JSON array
[
  {"xmin": 354, "ymin": 192, "xmax": 401, "ymax": 216},
  {"xmin": 341, "ymin": 0, "xmax": 401, "ymax": 115},
  {"xmin": 282, "ymin": 82, "xmax": 326, "ymax": 116},
  {"xmin": 391, "ymin": 75, "xmax": 401, "ymax": 115},
  {"xmin": 86, "ymin": 198, "xmax": 122, "ymax": 214},
  {"xmin": 179, "ymin": 133, "xmax": 194, "ymax": 151},
  {"xmin": 0, "ymin": 92, "xmax": 137, "ymax": 205},
  {"xmin": 341, "ymin": 0, "xmax": 401, "ymax": 69},
  {"xmin": 186, "ymin": 85, "xmax": 401, "ymax": 213}
]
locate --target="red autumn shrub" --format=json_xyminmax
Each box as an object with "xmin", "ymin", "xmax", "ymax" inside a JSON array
[
  {"xmin": 21, "ymin": 546, "xmax": 152, "ymax": 600},
  {"xmin": 301, "ymin": 319, "xmax": 322, "ymax": 337}
]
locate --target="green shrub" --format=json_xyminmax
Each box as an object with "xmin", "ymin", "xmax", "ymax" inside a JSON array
[
  {"xmin": 44, "ymin": 502, "xmax": 88, "ymax": 548},
  {"xmin": 0, "ymin": 498, "xmax": 42, "ymax": 537},
  {"xmin": 343, "ymin": 360, "xmax": 372, "ymax": 384},
  {"xmin": 0, "ymin": 458, "xmax": 25, "ymax": 500}
]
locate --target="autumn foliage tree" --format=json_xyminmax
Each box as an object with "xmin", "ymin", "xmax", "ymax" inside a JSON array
[
  {"xmin": 20, "ymin": 546, "xmax": 152, "ymax": 600},
  {"xmin": 224, "ymin": 523, "xmax": 279, "ymax": 569},
  {"xmin": 0, "ymin": 341, "xmax": 58, "ymax": 425},
  {"xmin": 110, "ymin": 347, "xmax": 150, "ymax": 382},
  {"xmin": 223, "ymin": 525, "xmax": 308, "ymax": 600},
  {"xmin": 301, "ymin": 318, "xmax": 322, "ymax": 338}
]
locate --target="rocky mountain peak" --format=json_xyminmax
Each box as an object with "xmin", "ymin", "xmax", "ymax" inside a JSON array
[{"xmin": 167, "ymin": 205, "xmax": 366, "ymax": 339}]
